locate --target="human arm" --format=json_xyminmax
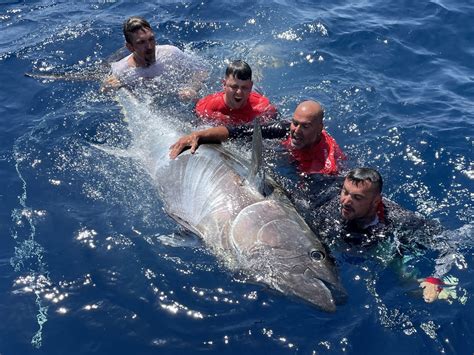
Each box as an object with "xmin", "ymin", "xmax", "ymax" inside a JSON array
[
  {"xmin": 385, "ymin": 203, "xmax": 466, "ymax": 304},
  {"xmin": 418, "ymin": 246, "xmax": 467, "ymax": 303},
  {"xmin": 178, "ymin": 69, "xmax": 209, "ymax": 101},
  {"xmin": 169, "ymin": 120, "xmax": 289, "ymax": 158},
  {"xmin": 259, "ymin": 102, "xmax": 278, "ymax": 123},
  {"xmin": 101, "ymin": 56, "xmax": 130, "ymax": 92},
  {"xmin": 227, "ymin": 120, "xmax": 290, "ymax": 139},
  {"xmin": 170, "ymin": 47, "xmax": 209, "ymax": 101},
  {"xmin": 417, "ymin": 226, "xmax": 469, "ymax": 304},
  {"xmin": 169, "ymin": 126, "xmax": 230, "ymax": 159}
]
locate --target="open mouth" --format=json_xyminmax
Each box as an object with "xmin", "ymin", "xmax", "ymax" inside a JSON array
[
  {"xmin": 292, "ymin": 135, "xmax": 301, "ymax": 142},
  {"xmin": 291, "ymin": 134, "xmax": 303, "ymax": 147},
  {"xmin": 341, "ymin": 205, "xmax": 353, "ymax": 216},
  {"xmin": 145, "ymin": 51, "xmax": 155, "ymax": 62}
]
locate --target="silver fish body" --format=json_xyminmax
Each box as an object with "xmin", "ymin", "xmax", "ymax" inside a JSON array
[{"xmin": 118, "ymin": 89, "xmax": 346, "ymax": 311}]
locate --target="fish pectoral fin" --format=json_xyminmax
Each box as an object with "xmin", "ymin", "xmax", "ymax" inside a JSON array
[{"xmin": 167, "ymin": 211, "xmax": 201, "ymax": 237}]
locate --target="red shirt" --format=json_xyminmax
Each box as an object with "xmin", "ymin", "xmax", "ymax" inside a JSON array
[
  {"xmin": 195, "ymin": 91, "xmax": 277, "ymax": 125},
  {"xmin": 281, "ymin": 130, "xmax": 345, "ymax": 175}
]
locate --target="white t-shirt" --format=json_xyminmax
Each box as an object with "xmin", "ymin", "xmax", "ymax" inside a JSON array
[{"xmin": 111, "ymin": 45, "xmax": 205, "ymax": 88}]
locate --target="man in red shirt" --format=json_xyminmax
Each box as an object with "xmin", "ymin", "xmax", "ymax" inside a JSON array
[
  {"xmin": 170, "ymin": 100, "xmax": 344, "ymax": 175},
  {"xmin": 195, "ymin": 60, "xmax": 277, "ymax": 125},
  {"xmin": 281, "ymin": 100, "xmax": 344, "ymax": 175}
]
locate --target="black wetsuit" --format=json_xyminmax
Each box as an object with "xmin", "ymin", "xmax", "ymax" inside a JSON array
[
  {"xmin": 298, "ymin": 191, "xmax": 448, "ymax": 280},
  {"xmin": 230, "ymin": 121, "xmax": 452, "ymax": 278},
  {"xmin": 313, "ymin": 196, "xmax": 442, "ymax": 246},
  {"xmin": 227, "ymin": 120, "xmax": 290, "ymax": 140}
]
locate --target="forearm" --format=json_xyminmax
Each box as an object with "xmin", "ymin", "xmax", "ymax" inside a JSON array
[
  {"xmin": 196, "ymin": 109, "xmax": 232, "ymax": 123},
  {"xmin": 260, "ymin": 104, "xmax": 278, "ymax": 122},
  {"xmin": 169, "ymin": 126, "xmax": 229, "ymax": 159},
  {"xmin": 195, "ymin": 126, "xmax": 230, "ymax": 143},
  {"xmin": 179, "ymin": 69, "xmax": 209, "ymax": 101},
  {"xmin": 227, "ymin": 120, "xmax": 290, "ymax": 140},
  {"xmin": 189, "ymin": 70, "xmax": 208, "ymax": 90}
]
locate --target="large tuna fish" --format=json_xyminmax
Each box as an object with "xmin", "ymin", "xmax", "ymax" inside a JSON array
[{"xmin": 117, "ymin": 89, "xmax": 346, "ymax": 312}]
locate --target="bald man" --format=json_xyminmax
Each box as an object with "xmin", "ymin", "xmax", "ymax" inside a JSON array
[
  {"xmin": 286, "ymin": 100, "xmax": 324, "ymax": 150},
  {"xmin": 169, "ymin": 100, "xmax": 345, "ymax": 175}
]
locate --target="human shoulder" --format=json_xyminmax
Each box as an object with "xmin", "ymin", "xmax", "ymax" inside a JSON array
[
  {"xmin": 111, "ymin": 54, "xmax": 132, "ymax": 76},
  {"xmin": 320, "ymin": 130, "xmax": 339, "ymax": 148},
  {"xmin": 156, "ymin": 45, "xmax": 207, "ymax": 75},
  {"xmin": 382, "ymin": 198, "xmax": 443, "ymax": 242},
  {"xmin": 156, "ymin": 44, "xmax": 196, "ymax": 63},
  {"xmin": 247, "ymin": 91, "xmax": 277, "ymax": 120},
  {"xmin": 196, "ymin": 92, "xmax": 225, "ymax": 110},
  {"xmin": 156, "ymin": 44, "xmax": 183, "ymax": 55},
  {"xmin": 320, "ymin": 130, "xmax": 346, "ymax": 167},
  {"xmin": 248, "ymin": 91, "xmax": 270, "ymax": 104}
]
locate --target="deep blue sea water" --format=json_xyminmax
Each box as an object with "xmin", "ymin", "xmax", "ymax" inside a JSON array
[{"xmin": 1, "ymin": 1, "xmax": 473, "ymax": 354}]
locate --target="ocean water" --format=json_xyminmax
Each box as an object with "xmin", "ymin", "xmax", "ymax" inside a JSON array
[{"xmin": 0, "ymin": 1, "xmax": 473, "ymax": 354}]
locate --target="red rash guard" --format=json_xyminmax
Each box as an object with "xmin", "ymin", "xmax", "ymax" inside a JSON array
[
  {"xmin": 281, "ymin": 130, "xmax": 345, "ymax": 175},
  {"xmin": 195, "ymin": 91, "xmax": 277, "ymax": 125}
]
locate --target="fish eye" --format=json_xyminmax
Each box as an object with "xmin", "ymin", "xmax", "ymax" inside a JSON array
[{"xmin": 310, "ymin": 250, "xmax": 325, "ymax": 261}]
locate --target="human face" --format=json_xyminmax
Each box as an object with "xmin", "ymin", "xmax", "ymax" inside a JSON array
[
  {"xmin": 126, "ymin": 28, "xmax": 156, "ymax": 67},
  {"xmin": 289, "ymin": 108, "xmax": 322, "ymax": 150},
  {"xmin": 223, "ymin": 75, "xmax": 253, "ymax": 110},
  {"xmin": 340, "ymin": 178, "xmax": 380, "ymax": 222}
]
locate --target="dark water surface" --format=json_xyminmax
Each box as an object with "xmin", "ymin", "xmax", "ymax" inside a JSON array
[{"xmin": 1, "ymin": 1, "xmax": 473, "ymax": 354}]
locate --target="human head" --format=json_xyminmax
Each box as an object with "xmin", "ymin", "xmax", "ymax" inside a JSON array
[
  {"xmin": 223, "ymin": 60, "xmax": 253, "ymax": 110},
  {"xmin": 123, "ymin": 16, "xmax": 156, "ymax": 67},
  {"xmin": 289, "ymin": 100, "xmax": 324, "ymax": 150},
  {"xmin": 340, "ymin": 167, "xmax": 383, "ymax": 223}
]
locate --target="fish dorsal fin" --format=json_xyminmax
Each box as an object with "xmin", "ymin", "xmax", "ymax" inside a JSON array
[{"xmin": 247, "ymin": 118, "xmax": 269, "ymax": 196}]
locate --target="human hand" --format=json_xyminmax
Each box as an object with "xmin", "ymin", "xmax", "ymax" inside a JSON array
[
  {"xmin": 178, "ymin": 87, "xmax": 198, "ymax": 101},
  {"xmin": 169, "ymin": 133, "xmax": 200, "ymax": 159},
  {"xmin": 100, "ymin": 75, "xmax": 122, "ymax": 93},
  {"xmin": 420, "ymin": 278, "xmax": 442, "ymax": 303},
  {"xmin": 419, "ymin": 275, "xmax": 467, "ymax": 304}
]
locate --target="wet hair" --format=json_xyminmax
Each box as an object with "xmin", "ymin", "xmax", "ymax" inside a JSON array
[
  {"xmin": 345, "ymin": 167, "xmax": 383, "ymax": 194},
  {"xmin": 225, "ymin": 60, "xmax": 252, "ymax": 81},
  {"xmin": 123, "ymin": 16, "xmax": 152, "ymax": 44}
]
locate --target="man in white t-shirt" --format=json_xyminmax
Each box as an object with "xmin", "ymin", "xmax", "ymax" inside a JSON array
[{"xmin": 102, "ymin": 16, "xmax": 206, "ymax": 99}]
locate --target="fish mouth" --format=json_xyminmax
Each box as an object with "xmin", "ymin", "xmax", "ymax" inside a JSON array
[
  {"xmin": 304, "ymin": 268, "xmax": 347, "ymax": 306},
  {"xmin": 282, "ymin": 266, "xmax": 346, "ymax": 312}
]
